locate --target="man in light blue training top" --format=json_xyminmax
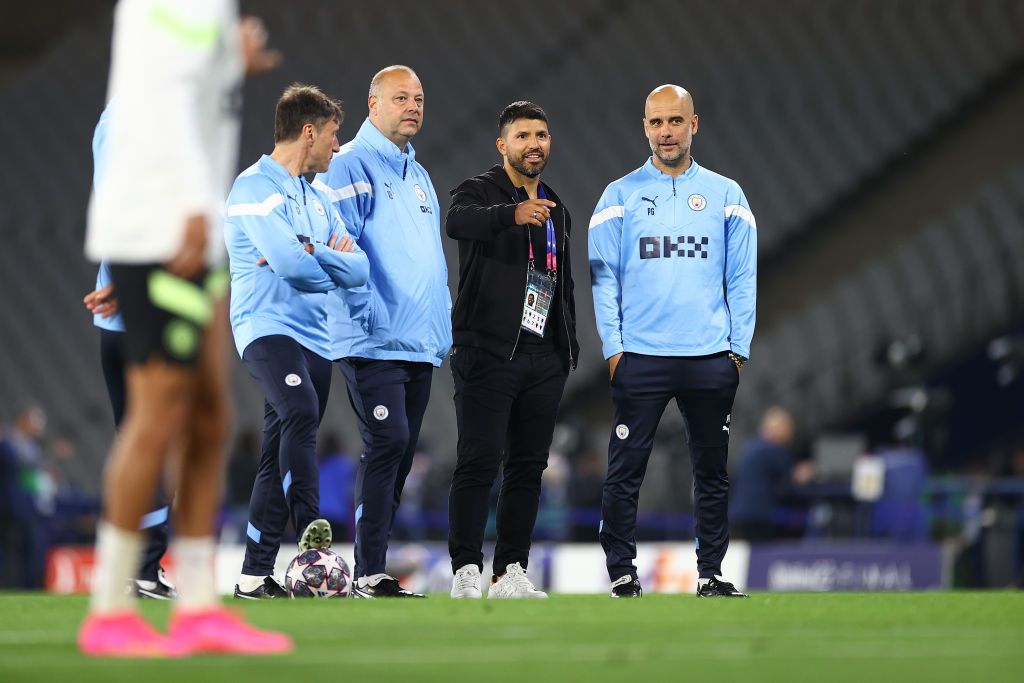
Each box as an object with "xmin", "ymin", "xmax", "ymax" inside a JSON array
[
  {"xmin": 225, "ymin": 84, "xmax": 369, "ymax": 599},
  {"xmin": 589, "ymin": 84, "xmax": 756, "ymax": 599},
  {"xmin": 82, "ymin": 104, "xmax": 175, "ymax": 600},
  {"xmin": 316, "ymin": 65, "xmax": 452, "ymax": 598}
]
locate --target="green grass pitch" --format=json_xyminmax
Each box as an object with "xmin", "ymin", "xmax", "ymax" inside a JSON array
[{"xmin": 0, "ymin": 593, "xmax": 1021, "ymax": 682}]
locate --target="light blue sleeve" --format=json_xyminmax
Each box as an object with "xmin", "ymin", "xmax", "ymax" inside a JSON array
[
  {"xmin": 226, "ymin": 183, "xmax": 337, "ymax": 293},
  {"xmin": 92, "ymin": 105, "xmax": 112, "ymax": 193},
  {"xmin": 724, "ymin": 184, "xmax": 757, "ymax": 358},
  {"xmin": 91, "ymin": 105, "xmax": 125, "ymax": 332},
  {"xmin": 93, "ymin": 260, "xmax": 125, "ymax": 332},
  {"xmin": 588, "ymin": 185, "xmax": 626, "ymax": 359},
  {"xmin": 315, "ymin": 157, "xmax": 374, "ymax": 240},
  {"xmin": 313, "ymin": 208, "xmax": 369, "ymax": 288}
]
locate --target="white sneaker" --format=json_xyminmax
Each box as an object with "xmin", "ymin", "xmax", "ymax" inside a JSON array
[
  {"xmin": 487, "ymin": 562, "xmax": 548, "ymax": 599},
  {"xmin": 451, "ymin": 564, "xmax": 482, "ymax": 599}
]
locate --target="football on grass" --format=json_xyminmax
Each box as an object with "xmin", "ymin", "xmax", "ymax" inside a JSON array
[{"xmin": 284, "ymin": 548, "xmax": 351, "ymax": 598}]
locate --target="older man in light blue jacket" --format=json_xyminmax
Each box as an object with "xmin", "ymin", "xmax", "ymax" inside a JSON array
[{"xmin": 316, "ymin": 65, "xmax": 451, "ymax": 598}]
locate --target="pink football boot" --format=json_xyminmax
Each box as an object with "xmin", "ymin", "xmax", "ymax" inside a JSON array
[
  {"xmin": 169, "ymin": 607, "xmax": 293, "ymax": 655},
  {"xmin": 78, "ymin": 611, "xmax": 186, "ymax": 658}
]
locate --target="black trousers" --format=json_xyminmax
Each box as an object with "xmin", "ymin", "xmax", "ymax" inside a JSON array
[
  {"xmin": 99, "ymin": 328, "xmax": 170, "ymax": 582},
  {"xmin": 337, "ymin": 358, "xmax": 433, "ymax": 578},
  {"xmin": 448, "ymin": 345, "xmax": 568, "ymax": 575},
  {"xmin": 241, "ymin": 335, "xmax": 332, "ymax": 575},
  {"xmin": 601, "ymin": 352, "xmax": 738, "ymax": 581}
]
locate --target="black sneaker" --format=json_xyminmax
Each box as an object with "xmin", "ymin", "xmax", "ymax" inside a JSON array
[
  {"xmin": 610, "ymin": 575, "xmax": 642, "ymax": 598},
  {"xmin": 133, "ymin": 567, "xmax": 177, "ymax": 600},
  {"xmin": 234, "ymin": 576, "xmax": 288, "ymax": 600},
  {"xmin": 351, "ymin": 574, "xmax": 425, "ymax": 598},
  {"xmin": 696, "ymin": 577, "xmax": 748, "ymax": 598}
]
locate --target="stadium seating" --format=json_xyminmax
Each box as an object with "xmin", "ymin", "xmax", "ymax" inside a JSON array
[
  {"xmin": 732, "ymin": 164, "xmax": 1024, "ymax": 444},
  {"xmin": 0, "ymin": 0, "xmax": 1022, "ymax": 480}
]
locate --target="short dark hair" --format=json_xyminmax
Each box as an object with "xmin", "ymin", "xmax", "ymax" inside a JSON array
[
  {"xmin": 498, "ymin": 101, "xmax": 548, "ymax": 136},
  {"xmin": 274, "ymin": 83, "xmax": 344, "ymax": 143}
]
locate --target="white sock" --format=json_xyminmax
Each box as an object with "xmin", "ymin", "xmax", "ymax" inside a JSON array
[
  {"xmin": 172, "ymin": 536, "xmax": 217, "ymax": 611},
  {"xmin": 90, "ymin": 521, "xmax": 142, "ymax": 614},
  {"xmin": 237, "ymin": 573, "xmax": 269, "ymax": 592}
]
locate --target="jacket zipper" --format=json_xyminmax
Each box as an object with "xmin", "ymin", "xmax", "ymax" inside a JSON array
[
  {"xmin": 559, "ymin": 205, "xmax": 575, "ymax": 370},
  {"xmin": 507, "ymin": 187, "xmax": 525, "ymax": 360},
  {"xmin": 301, "ymin": 178, "xmax": 316, "ymax": 237},
  {"xmin": 672, "ymin": 177, "xmax": 677, "ymax": 225},
  {"xmin": 508, "ymin": 258, "xmax": 527, "ymax": 361}
]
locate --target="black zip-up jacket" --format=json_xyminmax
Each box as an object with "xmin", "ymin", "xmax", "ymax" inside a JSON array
[{"xmin": 445, "ymin": 165, "xmax": 578, "ymax": 368}]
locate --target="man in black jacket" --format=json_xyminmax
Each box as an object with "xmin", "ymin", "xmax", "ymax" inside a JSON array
[{"xmin": 446, "ymin": 101, "xmax": 578, "ymax": 599}]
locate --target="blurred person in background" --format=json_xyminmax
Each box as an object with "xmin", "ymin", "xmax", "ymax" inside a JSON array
[
  {"xmin": 0, "ymin": 406, "xmax": 49, "ymax": 588},
  {"xmin": 226, "ymin": 84, "xmax": 367, "ymax": 601},
  {"xmin": 445, "ymin": 101, "xmax": 578, "ymax": 599},
  {"xmin": 589, "ymin": 85, "xmax": 757, "ymax": 598},
  {"xmin": 317, "ymin": 432, "xmax": 357, "ymax": 542},
  {"xmin": 731, "ymin": 406, "xmax": 813, "ymax": 541},
  {"xmin": 316, "ymin": 65, "xmax": 451, "ymax": 599},
  {"xmin": 78, "ymin": 0, "xmax": 289, "ymax": 658},
  {"xmin": 568, "ymin": 446, "xmax": 606, "ymax": 542},
  {"xmin": 82, "ymin": 103, "xmax": 177, "ymax": 601}
]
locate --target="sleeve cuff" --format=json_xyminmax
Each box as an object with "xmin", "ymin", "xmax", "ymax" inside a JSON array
[
  {"xmin": 496, "ymin": 203, "xmax": 518, "ymax": 228},
  {"xmin": 602, "ymin": 339, "xmax": 624, "ymax": 360}
]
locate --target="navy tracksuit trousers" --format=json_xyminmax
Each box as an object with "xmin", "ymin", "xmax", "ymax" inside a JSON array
[
  {"xmin": 601, "ymin": 351, "xmax": 739, "ymax": 581},
  {"xmin": 100, "ymin": 329, "xmax": 169, "ymax": 582},
  {"xmin": 336, "ymin": 358, "xmax": 433, "ymax": 579},
  {"xmin": 241, "ymin": 335, "xmax": 332, "ymax": 576}
]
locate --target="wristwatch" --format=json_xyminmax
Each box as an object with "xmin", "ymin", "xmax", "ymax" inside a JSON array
[{"xmin": 728, "ymin": 352, "xmax": 747, "ymax": 369}]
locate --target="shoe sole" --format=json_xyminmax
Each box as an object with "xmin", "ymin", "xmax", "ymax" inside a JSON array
[
  {"xmin": 298, "ymin": 519, "xmax": 332, "ymax": 551},
  {"xmin": 233, "ymin": 592, "xmax": 263, "ymax": 600},
  {"xmin": 351, "ymin": 588, "xmax": 425, "ymax": 598},
  {"xmin": 136, "ymin": 587, "xmax": 174, "ymax": 600}
]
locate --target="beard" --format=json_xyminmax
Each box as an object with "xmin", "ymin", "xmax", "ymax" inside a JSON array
[
  {"xmin": 652, "ymin": 141, "xmax": 690, "ymax": 167},
  {"xmin": 509, "ymin": 151, "xmax": 547, "ymax": 178}
]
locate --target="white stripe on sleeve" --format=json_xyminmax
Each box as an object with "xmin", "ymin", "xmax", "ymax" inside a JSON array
[
  {"xmin": 724, "ymin": 204, "xmax": 757, "ymax": 230},
  {"xmin": 588, "ymin": 205, "xmax": 625, "ymax": 230},
  {"xmin": 226, "ymin": 193, "xmax": 284, "ymax": 217},
  {"xmin": 316, "ymin": 180, "xmax": 374, "ymax": 202}
]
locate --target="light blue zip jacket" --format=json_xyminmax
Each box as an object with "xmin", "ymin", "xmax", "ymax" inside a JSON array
[
  {"xmin": 225, "ymin": 155, "xmax": 369, "ymax": 359},
  {"xmin": 91, "ymin": 105, "xmax": 124, "ymax": 332},
  {"xmin": 589, "ymin": 158, "xmax": 757, "ymax": 360},
  {"xmin": 315, "ymin": 118, "xmax": 452, "ymax": 366}
]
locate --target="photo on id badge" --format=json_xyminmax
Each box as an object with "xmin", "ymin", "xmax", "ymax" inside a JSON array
[{"xmin": 521, "ymin": 270, "xmax": 553, "ymax": 337}]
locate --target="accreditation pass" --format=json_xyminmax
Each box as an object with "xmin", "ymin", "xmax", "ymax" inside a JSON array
[{"xmin": 521, "ymin": 269, "xmax": 554, "ymax": 337}]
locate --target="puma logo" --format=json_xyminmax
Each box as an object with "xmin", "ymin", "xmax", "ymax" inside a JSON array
[{"xmin": 641, "ymin": 196, "xmax": 658, "ymax": 208}]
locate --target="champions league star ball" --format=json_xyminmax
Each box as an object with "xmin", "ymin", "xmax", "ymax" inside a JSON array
[{"xmin": 284, "ymin": 548, "xmax": 351, "ymax": 598}]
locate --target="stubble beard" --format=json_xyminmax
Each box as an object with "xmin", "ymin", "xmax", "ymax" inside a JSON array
[{"xmin": 510, "ymin": 153, "xmax": 546, "ymax": 178}]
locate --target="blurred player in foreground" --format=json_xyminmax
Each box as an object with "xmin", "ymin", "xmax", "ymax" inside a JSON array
[
  {"xmin": 83, "ymin": 104, "xmax": 176, "ymax": 601},
  {"xmin": 79, "ymin": 0, "xmax": 287, "ymax": 657}
]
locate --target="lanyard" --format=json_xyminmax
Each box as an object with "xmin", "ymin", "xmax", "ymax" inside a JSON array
[
  {"xmin": 517, "ymin": 185, "xmax": 557, "ymax": 276},
  {"xmin": 538, "ymin": 185, "xmax": 557, "ymax": 274}
]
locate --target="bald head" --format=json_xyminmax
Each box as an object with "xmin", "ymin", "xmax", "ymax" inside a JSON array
[
  {"xmin": 368, "ymin": 65, "xmax": 424, "ymax": 149},
  {"xmin": 642, "ymin": 84, "xmax": 698, "ymax": 175},
  {"xmin": 644, "ymin": 84, "xmax": 694, "ymax": 118},
  {"xmin": 368, "ymin": 65, "xmax": 419, "ymax": 99}
]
